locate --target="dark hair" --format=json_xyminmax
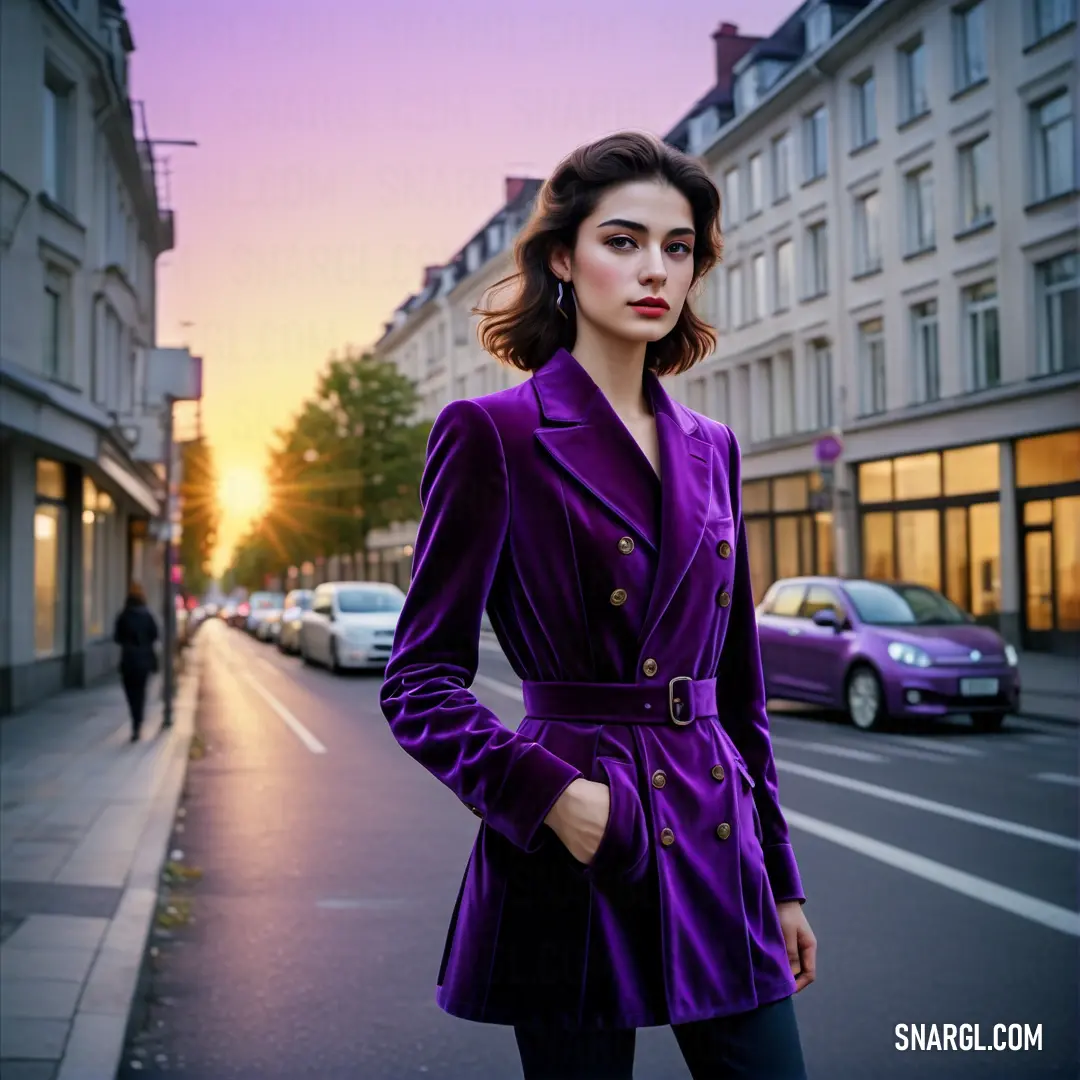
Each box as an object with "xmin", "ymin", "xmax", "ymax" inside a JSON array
[{"xmin": 473, "ymin": 131, "xmax": 723, "ymax": 377}]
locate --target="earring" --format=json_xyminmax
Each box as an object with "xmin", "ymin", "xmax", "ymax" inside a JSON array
[{"xmin": 556, "ymin": 280, "xmax": 570, "ymax": 320}]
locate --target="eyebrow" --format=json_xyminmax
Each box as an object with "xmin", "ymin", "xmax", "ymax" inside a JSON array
[{"xmin": 597, "ymin": 218, "xmax": 696, "ymax": 238}]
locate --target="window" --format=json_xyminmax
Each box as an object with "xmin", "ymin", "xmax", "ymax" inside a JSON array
[
  {"xmin": 772, "ymin": 131, "xmax": 792, "ymax": 201},
  {"xmin": 858, "ymin": 317, "xmax": 887, "ymax": 416},
  {"xmin": 751, "ymin": 252, "xmax": 767, "ymax": 321},
  {"xmin": 806, "ymin": 3, "xmax": 832, "ymax": 51},
  {"xmin": 35, "ymin": 460, "xmax": 68, "ymax": 658},
  {"xmin": 724, "ymin": 167, "xmax": 740, "ymax": 227},
  {"xmin": 958, "ymin": 136, "xmax": 993, "ymax": 230},
  {"xmin": 1031, "ymin": 0, "xmax": 1077, "ymax": 43},
  {"xmin": 904, "ymin": 166, "xmax": 935, "ymax": 254},
  {"xmin": 859, "ymin": 460, "xmax": 893, "ymax": 503},
  {"xmin": 727, "ymin": 264, "xmax": 744, "ymax": 329},
  {"xmin": 712, "ymin": 370, "xmax": 730, "ymax": 424},
  {"xmin": 898, "ymin": 36, "xmax": 929, "ymax": 124},
  {"xmin": 775, "ymin": 240, "xmax": 794, "ymax": 312},
  {"xmin": 854, "ymin": 191, "xmax": 882, "ymax": 275},
  {"xmin": 748, "ymin": 153, "xmax": 764, "ymax": 215},
  {"xmin": 953, "ymin": 2, "xmax": 987, "ymax": 92},
  {"xmin": 911, "ymin": 300, "xmax": 941, "ymax": 404},
  {"xmin": 1016, "ymin": 431, "xmax": 1080, "ymax": 487},
  {"xmin": 767, "ymin": 583, "xmax": 808, "ymax": 617},
  {"xmin": 43, "ymin": 72, "xmax": 73, "ymax": 209},
  {"xmin": 802, "ymin": 585, "xmax": 844, "ymax": 620},
  {"xmin": 772, "ymin": 353, "xmax": 795, "ymax": 437},
  {"xmin": 943, "ymin": 443, "xmax": 1000, "ymax": 495},
  {"xmin": 755, "ymin": 358, "xmax": 773, "ymax": 442},
  {"xmin": 1031, "ymin": 92, "xmax": 1075, "ymax": 203},
  {"xmin": 897, "ymin": 510, "xmax": 942, "ymax": 591},
  {"xmin": 82, "ymin": 478, "xmax": 115, "ymax": 640},
  {"xmin": 42, "ymin": 265, "xmax": 71, "ymax": 381},
  {"xmin": 688, "ymin": 377, "xmax": 707, "ymax": 413},
  {"xmin": 803, "ymin": 106, "xmax": 828, "ymax": 182},
  {"xmin": 805, "ymin": 221, "xmax": 828, "ymax": 297},
  {"xmin": 894, "ymin": 452, "xmax": 942, "ymax": 500},
  {"xmin": 963, "ymin": 280, "xmax": 1000, "ymax": 390},
  {"xmin": 862, "ymin": 512, "xmax": 896, "ymax": 579},
  {"xmin": 1036, "ymin": 252, "xmax": 1080, "ymax": 375},
  {"xmin": 809, "ymin": 340, "xmax": 833, "ymax": 429},
  {"xmin": 851, "ymin": 71, "xmax": 877, "ymax": 150}
]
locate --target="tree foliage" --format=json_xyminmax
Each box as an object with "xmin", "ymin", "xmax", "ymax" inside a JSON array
[
  {"xmin": 178, "ymin": 436, "xmax": 220, "ymax": 597},
  {"xmin": 222, "ymin": 348, "xmax": 431, "ymax": 585}
]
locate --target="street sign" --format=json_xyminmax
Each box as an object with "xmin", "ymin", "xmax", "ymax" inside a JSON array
[{"xmin": 814, "ymin": 432, "xmax": 844, "ymax": 463}]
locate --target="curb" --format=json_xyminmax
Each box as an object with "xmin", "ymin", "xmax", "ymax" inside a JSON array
[{"xmin": 55, "ymin": 640, "xmax": 203, "ymax": 1080}]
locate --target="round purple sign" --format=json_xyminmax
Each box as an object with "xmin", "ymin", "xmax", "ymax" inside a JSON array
[{"xmin": 814, "ymin": 433, "xmax": 844, "ymax": 463}]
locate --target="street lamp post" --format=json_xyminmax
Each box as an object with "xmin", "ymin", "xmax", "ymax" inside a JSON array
[{"xmin": 161, "ymin": 393, "xmax": 176, "ymax": 727}]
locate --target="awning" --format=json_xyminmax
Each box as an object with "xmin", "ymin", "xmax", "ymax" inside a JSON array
[{"xmin": 98, "ymin": 452, "xmax": 161, "ymax": 516}]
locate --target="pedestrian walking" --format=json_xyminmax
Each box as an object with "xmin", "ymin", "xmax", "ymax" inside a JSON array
[
  {"xmin": 381, "ymin": 131, "xmax": 817, "ymax": 1079},
  {"xmin": 113, "ymin": 582, "xmax": 159, "ymax": 741}
]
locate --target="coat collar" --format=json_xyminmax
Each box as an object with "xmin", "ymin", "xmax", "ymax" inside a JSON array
[{"xmin": 532, "ymin": 348, "xmax": 715, "ymax": 651}]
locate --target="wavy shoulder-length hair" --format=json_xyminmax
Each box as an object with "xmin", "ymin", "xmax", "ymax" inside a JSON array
[{"xmin": 473, "ymin": 130, "xmax": 723, "ymax": 378}]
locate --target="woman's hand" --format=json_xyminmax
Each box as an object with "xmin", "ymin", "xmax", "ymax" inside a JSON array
[
  {"xmin": 544, "ymin": 778, "xmax": 611, "ymax": 864},
  {"xmin": 777, "ymin": 901, "xmax": 817, "ymax": 992}
]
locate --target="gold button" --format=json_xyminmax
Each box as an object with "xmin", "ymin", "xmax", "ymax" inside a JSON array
[
  {"xmin": 651, "ymin": 769, "xmax": 667, "ymax": 788},
  {"xmin": 716, "ymin": 822, "xmax": 732, "ymax": 840},
  {"xmin": 610, "ymin": 588, "xmax": 628, "ymax": 606},
  {"xmin": 711, "ymin": 764, "xmax": 725, "ymax": 781},
  {"xmin": 718, "ymin": 540, "xmax": 732, "ymax": 558},
  {"xmin": 617, "ymin": 536, "xmax": 635, "ymax": 555},
  {"xmin": 466, "ymin": 804, "xmax": 482, "ymax": 818},
  {"xmin": 660, "ymin": 827, "xmax": 675, "ymax": 847},
  {"xmin": 718, "ymin": 591, "xmax": 731, "ymax": 607},
  {"xmin": 642, "ymin": 658, "xmax": 658, "ymax": 677}
]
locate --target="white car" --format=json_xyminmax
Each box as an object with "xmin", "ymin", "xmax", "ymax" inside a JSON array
[{"xmin": 299, "ymin": 581, "xmax": 404, "ymax": 673}]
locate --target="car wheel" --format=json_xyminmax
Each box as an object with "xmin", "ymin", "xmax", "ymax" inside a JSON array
[
  {"xmin": 972, "ymin": 711, "xmax": 1006, "ymax": 733},
  {"xmin": 329, "ymin": 637, "xmax": 342, "ymax": 675},
  {"xmin": 846, "ymin": 664, "xmax": 887, "ymax": 732}
]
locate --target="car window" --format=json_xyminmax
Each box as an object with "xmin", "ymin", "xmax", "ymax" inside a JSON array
[
  {"xmin": 312, "ymin": 589, "xmax": 332, "ymax": 615},
  {"xmin": 336, "ymin": 589, "xmax": 405, "ymax": 614},
  {"xmin": 802, "ymin": 585, "xmax": 844, "ymax": 619},
  {"xmin": 766, "ymin": 583, "xmax": 807, "ymax": 617},
  {"xmin": 843, "ymin": 581, "xmax": 968, "ymax": 625}
]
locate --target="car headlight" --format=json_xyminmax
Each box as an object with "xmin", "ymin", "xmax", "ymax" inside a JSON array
[
  {"xmin": 887, "ymin": 641, "xmax": 932, "ymax": 668},
  {"xmin": 1005, "ymin": 644, "xmax": 1019, "ymax": 667}
]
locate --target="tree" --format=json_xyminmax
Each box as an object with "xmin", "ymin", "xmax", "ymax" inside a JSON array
[
  {"xmin": 178, "ymin": 436, "xmax": 220, "ymax": 598},
  {"xmin": 261, "ymin": 349, "xmax": 431, "ymax": 570}
]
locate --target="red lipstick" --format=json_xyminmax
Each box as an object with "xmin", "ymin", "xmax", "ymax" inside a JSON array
[{"xmin": 629, "ymin": 296, "xmax": 669, "ymax": 318}]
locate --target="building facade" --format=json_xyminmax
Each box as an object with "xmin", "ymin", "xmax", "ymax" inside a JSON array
[
  {"xmin": 371, "ymin": 0, "xmax": 1078, "ymax": 655},
  {"xmin": 0, "ymin": 0, "xmax": 198, "ymax": 714}
]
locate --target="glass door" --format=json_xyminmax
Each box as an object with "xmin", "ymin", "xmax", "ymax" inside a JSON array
[{"xmin": 1021, "ymin": 496, "xmax": 1080, "ymax": 652}]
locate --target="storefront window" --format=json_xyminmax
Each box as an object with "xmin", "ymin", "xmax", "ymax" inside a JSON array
[
  {"xmin": 945, "ymin": 507, "xmax": 970, "ymax": 611},
  {"xmin": 82, "ymin": 478, "xmax": 114, "ymax": 638},
  {"xmin": 863, "ymin": 512, "xmax": 895, "ymax": 579},
  {"xmin": 1055, "ymin": 496, "xmax": 1080, "ymax": 631},
  {"xmin": 1016, "ymin": 431, "xmax": 1080, "ymax": 488},
  {"xmin": 1024, "ymin": 501, "xmax": 1053, "ymax": 525},
  {"xmin": 943, "ymin": 443, "xmax": 999, "ymax": 496},
  {"xmin": 35, "ymin": 459, "xmax": 67, "ymax": 658},
  {"xmin": 893, "ymin": 453, "xmax": 941, "ymax": 500},
  {"xmin": 858, "ymin": 460, "xmax": 892, "ymax": 503},
  {"xmin": 772, "ymin": 475, "xmax": 809, "ymax": 512},
  {"xmin": 897, "ymin": 510, "xmax": 941, "ymax": 590},
  {"xmin": 968, "ymin": 503, "xmax": 1000, "ymax": 618},
  {"xmin": 815, "ymin": 512, "xmax": 834, "ymax": 574},
  {"xmin": 746, "ymin": 517, "xmax": 773, "ymax": 603},
  {"xmin": 742, "ymin": 480, "xmax": 771, "ymax": 514},
  {"xmin": 36, "ymin": 459, "xmax": 65, "ymax": 500},
  {"xmin": 775, "ymin": 517, "xmax": 801, "ymax": 579}
]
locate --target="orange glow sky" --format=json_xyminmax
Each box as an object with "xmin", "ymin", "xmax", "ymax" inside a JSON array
[{"xmin": 124, "ymin": 0, "xmax": 788, "ymax": 577}]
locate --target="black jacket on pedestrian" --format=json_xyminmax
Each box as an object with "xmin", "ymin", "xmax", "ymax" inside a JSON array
[{"xmin": 113, "ymin": 598, "xmax": 159, "ymax": 675}]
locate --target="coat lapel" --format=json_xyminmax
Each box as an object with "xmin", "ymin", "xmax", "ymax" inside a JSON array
[
  {"xmin": 533, "ymin": 349, "xmax": 660, "ymax": 550},
  {"xmin": 637, "ymin": 371, "xmax": 713, "ymax": 648}
]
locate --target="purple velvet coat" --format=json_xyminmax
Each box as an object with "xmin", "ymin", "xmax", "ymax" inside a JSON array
[{"xmin": 380, "ymin": 347, "xmax": 805, "ymax": 1030}]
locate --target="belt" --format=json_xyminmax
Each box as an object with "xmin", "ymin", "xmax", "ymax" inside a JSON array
[{"xmin": 521, "ymin": 676, "xmax": 718, "ymax": 727}]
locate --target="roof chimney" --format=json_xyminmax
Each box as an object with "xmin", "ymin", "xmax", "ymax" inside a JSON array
[
  {"xmin": 505, "ymin": 176, "xmax": 528, "ymax": 205},
  {"xmin": 422, "ymin": 265, "xmax": 442, "ymax": 289},
  {"xmin": 712, "ymin": 21, "xmax": 760, "ymax": 97}
]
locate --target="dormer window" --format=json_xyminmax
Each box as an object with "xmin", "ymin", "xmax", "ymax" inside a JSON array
[{"xmin": 806, "ymin": 3, "xmax": 832, "ymax": 52}]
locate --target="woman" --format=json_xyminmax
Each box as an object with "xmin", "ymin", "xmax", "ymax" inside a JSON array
[
  {"xmin": 380, "ymin": 131, "xmax": 816, "ymax": 1079},
  {"xmin": 113, "ymin": 582, "xmax": 159, "ymax": 741}
]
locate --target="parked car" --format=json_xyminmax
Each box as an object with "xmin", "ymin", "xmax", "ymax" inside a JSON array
[
  {"xmin": 228, "ymin": 602, "xmax": 250, "ymax": 628},
  {"xmin": 277, "ymin": 589, "xmax": 314, "ymax": 654},
  {"xmin": 256, "ymin": 610, "xmax": 282, "ymax": 643},
  {"xmin": 245, "ymin": 592, "xmax": 285, "ymax": 636},
  {"xmin": 755, "ymin": 576, "xmax": 1021, "ymax": 732},
  {"xmin": 299, "ymin": 581, "xmax": 404, "ymax": 673}
]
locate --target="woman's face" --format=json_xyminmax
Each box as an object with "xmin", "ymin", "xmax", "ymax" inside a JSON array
[{"xmin": 553, "ymin": 179, "xmax": 697, "ymax": 347}]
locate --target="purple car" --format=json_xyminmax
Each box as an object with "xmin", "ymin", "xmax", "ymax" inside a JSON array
[{"xmin": 755, "ymin": 577, "xmax": 1022, "ymax": 732}]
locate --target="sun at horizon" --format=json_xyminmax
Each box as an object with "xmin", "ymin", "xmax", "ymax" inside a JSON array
[{"xmin": 219, "ymin": 465, "xmax": 269, "ymax": 524}]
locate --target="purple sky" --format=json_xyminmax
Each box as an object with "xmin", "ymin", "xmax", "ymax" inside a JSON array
[{"xmin": 123, "ymin": 0, "xmax": 794, "ymax": 568}]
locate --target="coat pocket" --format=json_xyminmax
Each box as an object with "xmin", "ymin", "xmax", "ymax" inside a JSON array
[
  {"xmin": 733, "ymin": 758, "xmax": 764, "ymax": 845},
  {"xmin": 581, "ymin": 756, "xmax": 650, "ymax": 885}
]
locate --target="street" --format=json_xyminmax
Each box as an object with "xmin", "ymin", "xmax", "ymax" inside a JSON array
[{"xmin": 118, "ymin": 619, "xmax": 1079, "ymax": 1079}]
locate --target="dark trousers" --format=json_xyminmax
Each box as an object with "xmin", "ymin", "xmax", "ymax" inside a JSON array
[
  {"xmin": 514, "ymin": 997, "xmax": 807, "ymax": 1080},
  {"xmin": 121, "ymin": 670, "xmax": 149, "ymax": 735}
]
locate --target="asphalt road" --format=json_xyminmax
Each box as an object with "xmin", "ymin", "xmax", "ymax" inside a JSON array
[{"xmin": 118, "ymin": 619, "xmax": 1079, "ymax": 1079}]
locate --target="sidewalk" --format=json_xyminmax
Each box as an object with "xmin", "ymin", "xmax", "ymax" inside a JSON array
[
  {"xmin": 1019, "ymin": 650, "xmax": 1080, "ymax": 725},
  {"xmin": 0, "ymin": 640, "xmax": 202, "ymax": 1080}
]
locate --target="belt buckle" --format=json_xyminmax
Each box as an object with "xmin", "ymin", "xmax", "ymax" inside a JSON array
[{"xmin": 668, "ymin": 676, "xmax": 694, "ymax": 726}]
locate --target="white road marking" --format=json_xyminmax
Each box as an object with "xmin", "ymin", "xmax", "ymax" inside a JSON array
[
  {"xmin": 783, "ymin": 808, "xmax": 1080, "ymax": 938},
  {"xmin": 241, "ymin": 672, "xmax": 327, "ymax": 754},
  {"xmin": 1034, "ymin": 772, "xmax": 1080, "ymax": 788},
  {"xmin": 471, "ymin": 673, "xmax": 524, "ymax": 703},
  {"xmin": 885, "ymin": 736, "xmax": 983, "ymax": 757},
  {"xmin": 769, "ymin": 735, "xmax": 888, "ymax": 763},
  {"xmin": 777, "ymin": 759, "xmax": 1080, "ymax": 851},
  {"xmin": 857, "ymin": 742, "xmax": 955, "ymax": 764},
  {"xmin": 1020, "ymin": 733, "xmax": 1070, "ymax": 747}
]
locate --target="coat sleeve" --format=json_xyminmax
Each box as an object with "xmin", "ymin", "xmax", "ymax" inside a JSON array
[
  {"xmin": 380, "ymin": 398, "xmax": 583, "ymax": 852},
  {"xmin": 716, "ymin": 425, "xmax": 806, "ymax": 905}
]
